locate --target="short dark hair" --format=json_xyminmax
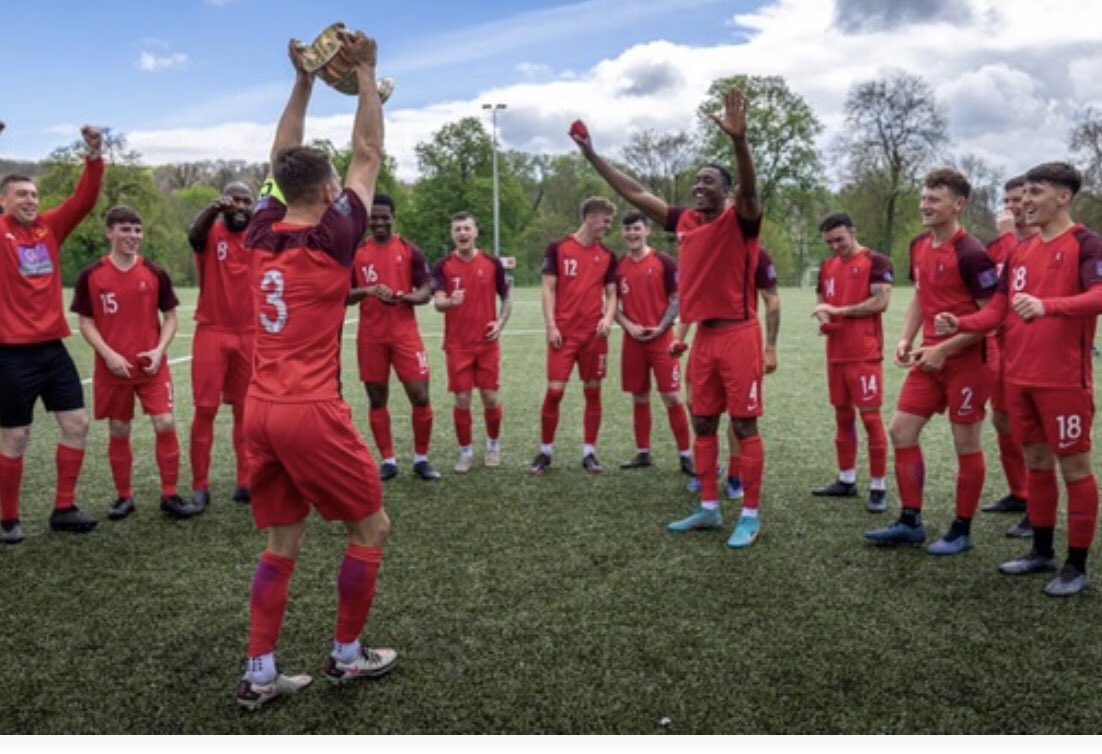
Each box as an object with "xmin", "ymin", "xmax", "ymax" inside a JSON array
[
  {"xmin": 104, "ymin": 205, "xmax": 142, "ymax": 228},
  {"xmin": 0, "ymin": 174, "xmax": 33, "ymax": 194},
  {"xmin": 272, "ymin": 145, "xmax": 334, "ymax": 204},
  {"xmin": 818, "ymin": 212, "xmax": 854, "ymax": 233},
  {"xmin": 621, "ymin": 210, "xmax": 648, "ymax": 227},
  {"xmin": 1004, "ymin": 175, "xmax": 1026, "ymax": 192},
  {"xmin": 1025, "ymin": 162, "xmax": 1082, "ymax": 196},
  {"xmin": 451, "ymin": 211, "xmax": 476, "ymax": 225},
  {"xmin": 223, "ymin": 180, "xmax": 254, "ymax": 198},
  {"xmin": 580, "ymin": 196, "xmax": 615, "ymax": 219},
  {"xmin": 924, "ymin": 168, "xmax": 971, "ymax": 199},
  {"xmin": 705, "ymin": 163, "xmax": 732, "ymax": 189},
  {"xmin": 372, "ymin": 193, "xmax": 395, "ymax": 212}
]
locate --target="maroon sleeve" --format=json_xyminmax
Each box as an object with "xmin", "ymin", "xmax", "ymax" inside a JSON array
[
  {"xmin": 491, "ymin": 256, "xmax": 509, "ymax": 297},
  {"xmin": 955, "ymin": 234, "xmax": 999, "ymax": 299},
  {"xmin": 147, "ymin": 261, "xmax": 180, "ymax": 312},
  {"xmin": 430, "ymin": 257, "xmax": 447, "ymax": 293},
  {"xmin": 41, "ymin": 156, "xmax": 104, "ymax": 246},
  {"xmin": 306, "ymin": 190, "xmax": 369, "ymax": 268},
  {"xmin": 1076, "ymin": 229, "xmax": 1102, "ymax": 290},
  {"xmin": 869, "ymin": 251, "xmax": 894, "ymax": 285},
  {"xmin": 755, "ymin": 249, "xmax": 777, "ymax": 289},
  {"xmin": 664, "ymin": 206, "xmax": 685, "ymax": 233},
  {"xmin": 542, "ymin": 239, "xmax": 562, "ymax": 277},
  {"xmin": 69, "ymin": 263, "xmax": 96, "ymax": 317},
  {"xmin": 408, "ymin": 244, "xmax": 431, "ymax": 288},
  {"xmin": 244, "ymin": 193, "xmax": 289, "ymax": 249},
  {"xmin": 602, "ymin": 246, "xmax": 618, "ymax": 285},
  {"xmin": 658, "ymin": 252, "xmax": 678, "ymax": 295}
]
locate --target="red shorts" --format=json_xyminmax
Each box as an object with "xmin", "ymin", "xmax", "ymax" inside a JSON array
[
  {"xmin": 358, "ymin": 334, "xmax": 430, "ymax": 384},
  {"xmin": 192, "ymin": 327, "xmax": 254, "ymax": 407},
  {"xmin": 547, "ymin": 331, "xmax": 608, "ymax": 383},
  {"xmin": 687, "ymin": 322, "xmax": 762, "ymax": 418},
  {"xmin": 445, "ymin": 343, "xmax": 500, "ymax": 393},
  {"xmin": 94, "ymin": 363, "xmax": 174, "ymax": 421},
  {"xmin": 896, "ymin": 350, "xmax": 989, "ymax": 425},
  {"xmin": 827, "ymin": 361, "xmax": 883, "ymax": 409},
  {"xmin": 246, "ymin": 397, "xmax": 383, "ymax": 529},
  {"xmin": 1004, "ymin": 383, "xmax": 1094, "ymax": 456},
  {"xmin": 621, "ymin": 331, "xmax": 681, "ymax": 395}
]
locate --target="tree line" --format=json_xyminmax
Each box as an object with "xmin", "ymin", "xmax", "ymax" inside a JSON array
[{"xmin": 14, "ymin": 70, "xmax": 1102, "ymax": 287}]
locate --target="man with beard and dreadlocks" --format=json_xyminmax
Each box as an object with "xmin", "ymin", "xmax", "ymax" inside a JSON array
[{"xmin": 186, "ymin": 181, "xmax": 256, "ymax": 512}]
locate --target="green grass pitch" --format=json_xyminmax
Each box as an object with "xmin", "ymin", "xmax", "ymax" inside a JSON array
[{"xmin": 1, "ymin": 284, "xmax": 1101, "ymax": 733}]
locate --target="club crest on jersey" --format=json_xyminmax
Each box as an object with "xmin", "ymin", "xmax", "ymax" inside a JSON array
[
  {"xmin": 1049, "ymin": 250, "xmax": 1064, "ymax": 268},
  {"xmin": 17, "ymin": 242, "xmax": 53, "ymax": 277},
  {"xmin": 936, "ymin": 261, "xmax": 945, "ymax": 276}
]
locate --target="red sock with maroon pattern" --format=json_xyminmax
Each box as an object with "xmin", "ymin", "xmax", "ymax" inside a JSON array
[
  {"xmin": 894, "ymin": 445, "xmax": 924, "ymax": 511},
  {"xmin": 1066, "ymin": 475, "xmax": 1098, "ymax": 550},
  {"xmin": 694, "ymin": 434, "xmax": 720, "ymax": 502},
  {"xmin": 954, "ymin": 450, "xmax": 986, "ymax": 519},
  {"xmin": 453, "ymin": 407, "xmax": 473, "ymax": 447},
  {"xmin": 156, "ymin": 429, "xmax": 180, "ymax": 497},
  {"xmin": 834, "ymin": 407, "xmax": 857, "ymax": 473},
  {"xmin": 1026, "ymin": 467, "xmax": 1059, "ymax": 529},
  {"xmin": 247, "ymin": 550, "xmax": 296, "ymax": 657},
  {"xmin": 484, "ymin": 405, "xmax": 502, "ymax": 441},
  {"xmin": 334, "ymin": 544, "xmax": 383, "ymax": 643},
  {"xmin": 583, "ymin": 387, "xmax": 602, "ymax": 446}
]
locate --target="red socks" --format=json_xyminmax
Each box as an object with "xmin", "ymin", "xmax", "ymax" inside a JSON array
[
  {"xmin": 412, "ymin": 405, "xmax": 433, "ymax": 456},
  {"xmin": 694, "ymin": 434, "xmax": 720, "ymax": 501},
  {"xmin": 484, "ymin": 405, "xmax": 502, "ymax": 441},
  {"xmin": 156, "ymin": 429, "xmax": 180, "ymax": 497},
  {"xmin": 632, "ymin": 402, "xmax": 651, "ymax": 450},
  {"xmin": 955, "ymin": 450, "xmax": 986, "ymax": 519},
  {"xmin": 453, "ymin": 407, "xmax": 473, "ymax": 447},
  {"xmin": 0, "ymin": 453, "xmax": 23, "ymax": 522},
  {"xmin": 583, "ymin": 387, "xmax": 601, "ymax": 446},
  {"xmin": 108, "ymin": 435, "xmax": 133, "ymax": 499},
  {"xmin": 739, "ymin": 434, "xmax": 764, "ymax": 510},
  {"xmin": 997, "ymin": 430, "xmax": 1028, "ymax": 500},
  {"xmin": 55, "ymin": 444, "xmax": 84, "ymax": 510},
  {"xmin": 368, "ymin": 407, "xmax": 394, "ymax": 459},
  {"xmin": 861, "ymin": 411, "xmax": 887, "ymax": 478},
  {"xmin": 189, "ymin": 405, "xmax": 217, "ymax": 490},
  {"xmin": 668, "ymin": 404, "xmax": 690, "ymax": 453},
  {"xmin": 834, "ymin": 407, "xmax": 857, "ymax": 472},
  {"xmin": 334, "ymin": 544, "xmax": 384, "ymax": 644},
  {"xmin": 894, "ymin": 445, "xmax": 925, "ymax": 510},
  {"xmin": 247, "ymin": 551, "xmax": 296, "ymax": 658},
  {"xmin": 232, "ymin": 402, "xmax": 249, "ymax": 488},
  {"xmin": 1066, "ymin": 475, "xmax": 1098, "ymax": 550},
  {"xmin": 541, "ymin": 388, "xmax": 564, "ymax": 445}
]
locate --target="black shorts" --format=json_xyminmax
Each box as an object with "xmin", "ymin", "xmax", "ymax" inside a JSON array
[{"xmin": 0, "ymin": 341, "xmax": 85, "ymax": 427}]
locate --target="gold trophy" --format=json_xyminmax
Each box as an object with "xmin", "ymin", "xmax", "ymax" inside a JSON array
[{"xmin": 298, "ymin": 22, "xmax": 395, "ymax": 100}]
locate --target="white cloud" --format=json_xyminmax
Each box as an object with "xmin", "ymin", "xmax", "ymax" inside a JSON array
[
  {"xmin": 136, "ymin": 51, "xmax": 189, "ymax": 73},
  {"xmin": 124, "ymin": 0, "xmax": 1102, "ymax": 183}
]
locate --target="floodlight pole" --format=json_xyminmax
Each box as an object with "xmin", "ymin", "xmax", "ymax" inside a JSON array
[{"xmin": 481, "ymin": 103, "xmax": 507, "ymax": 256}]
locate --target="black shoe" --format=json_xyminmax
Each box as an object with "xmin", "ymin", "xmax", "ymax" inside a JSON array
[
  {"xmin": 679, "ymin": 455, "xmax": 695, "ymax": 476},
  {"xmin": 190, "ymin": 488, "xmax": 211, "ymax": 512},
  {"xmin": 582, "ymin": 453, "xmax": 604, "ymax": 474},
  {"xmin": 867, "ymin": 489, "xmax": 888, "ymax": 513},
  {"xmin": 161, "ymin": 494, "xmax": 200, "ymax": 519},
  {"xmin": 982, "ymin": 494, "xmax": 1027, "ymax": 514},
  {"xmin": 620, "ymin": 451, "xmax": 651, "ymax": 469},
  {"xmin": 412, "ymin": 460, "xmax": 441, "ymax": 481},
  {"xmin": 1, "ymin": 519, "xmax": 25, "ymax": 545},
  {"xmin": 811, "ymin": 479, "xmax": 858, "ymax": 497},
  {"xmin": 528, "ymin": 452, "xmax": 552, "ymax": 476},
  {"xmin": 108, "ymin": 497, "xmax": 136, "ymax": 521},
  {"xmin": 49, "ymin": 506, "xmax": 97, "ymax": 533},
  {"xmin": 1006, "ymin": 514, "xmax": 1033, "ymax": 538},
  {"xmin": 379, "ymin": 461, "xmax": 399, "ymax": 481},
  {"xmin": 232, "ymin": 486, "xmax": 251, "ymax": 504}
]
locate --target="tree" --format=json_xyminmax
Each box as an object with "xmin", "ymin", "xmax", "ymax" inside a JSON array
[
  {"xmin": 954, "ymin": 153, "xmax": 1002, "ymax": 242},
  {"xmin": 1069, "ymin": 109, "xmax": 1102, "ymax": 230},
  {"xmin": 839, "ymin": 71, "xmax": 949, "ymax": 259},
  {"xmin": 620, "ymin": 129, "xmax": 698, "ymax": 208}
]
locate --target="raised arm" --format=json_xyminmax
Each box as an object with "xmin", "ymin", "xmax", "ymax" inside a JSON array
[
  {"xmin": 270, "ymin": 40, "xmax": 316, "ymax": 166},
  {"xmin": 709, "ymin": 89, "xmax": 761, "ymax": 224},
  {"xmin": 569, "ymin": 125, "xmax": 668, "ymax": 225},
  {"xmin": 43, "ymin": 126, "xmax": 104, "ymax": 243},
  {"xmin": 341, "ymin": 31, "xmax": 384, "ymax": 211},
  {"xmin": 188, "ymin": 197, "xmax": 232, "ymax": 251}
]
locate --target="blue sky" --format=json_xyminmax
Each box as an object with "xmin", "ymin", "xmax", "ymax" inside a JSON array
[{"xmin": 3, "ymin": 0, "xmax": 1101, "ymax": 182}]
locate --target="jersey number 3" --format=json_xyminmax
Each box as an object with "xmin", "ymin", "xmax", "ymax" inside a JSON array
[{"xmin": 260, "ymin": 269, "xmax": 288, "ymax": 333}]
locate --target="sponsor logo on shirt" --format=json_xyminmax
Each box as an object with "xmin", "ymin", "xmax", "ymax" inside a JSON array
[{"xmin": 17, "ymin": 242, "xmax": 53, "ymax": 277}]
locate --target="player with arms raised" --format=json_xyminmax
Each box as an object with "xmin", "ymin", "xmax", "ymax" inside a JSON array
[
  {"xmin": 936, "ymin": 162, "xmax": 1102, "ymax": 596},
  {"xmin": 432, "ymin": 212, "xmax": 511, "ymax": 472},
  {"xmin": 236, "ymin": 32, "xmax": 397, "ymax": 710},
  {"xmin": 572, "ymin": 90, "xmax": 768, "ymax": 548}
]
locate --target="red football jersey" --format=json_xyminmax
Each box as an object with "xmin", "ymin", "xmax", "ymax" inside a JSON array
[
  {"xmin": 542, "ymin": 235, "xmax": 617, "ymax": 335},
  {"xmin": 0, "ymin": 157, "xmax": 103, "ymax": 345},
  {"xmin": 986, "ymin": 231, "xmax": 1020, "ymax": 275},
  {"xmin": 194, "ymin": 220, "xmax": 254, "ymax": 332},
  {"xmin": 430, "ymin": 249, "xmax": 508, "ymax": 351},
  {"xmin": 817, "ymin": 247, "xmax": 893, "ymax": 363},
  {"xmin": 910, "ymin": 228, "xmax": 998, "ymax": 348},
  {"xmin": 665, "ymin": 205, "xmax": 761, "ymax": 324},
  {"xmin": 245, "ymin": 189, "xmax": 368, "ymax": 402},
  {"xmin": 616, "ymin": 249, "xmax": 677, "ymax": 328},
  {"xmin": 71, "ymin": 256, "xmax": 178, "ymax": 384},
  {"xmin": 997, "ymin": 224, "xmax": 1102, "ymax": 389},
  {"xmin": 352, "ymin": 235, "xmax": 429, "ymax": 342}
]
